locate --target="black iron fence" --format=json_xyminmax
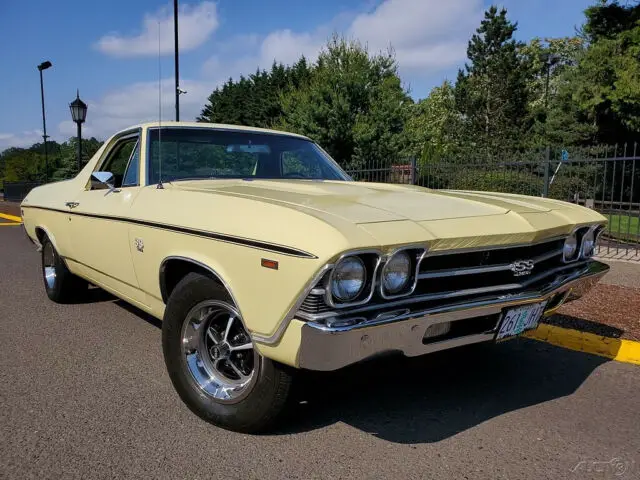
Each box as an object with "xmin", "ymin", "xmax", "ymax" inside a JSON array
[
  {"xmin": 347, "ymin": 144, "xmax": 640, "ymax": 260},
  {"xmin": 1, "ymin": 182, "xmax": 42, "ymax": 202}
]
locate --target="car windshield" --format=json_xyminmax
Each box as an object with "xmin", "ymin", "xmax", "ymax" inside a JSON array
[{"xmin": 147, "ymin": 127, "xmax": 350, "ymax": 184}]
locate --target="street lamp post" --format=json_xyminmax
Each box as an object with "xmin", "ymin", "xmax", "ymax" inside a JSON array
[
  {"xmin": 69, "ymin": 91, "xmax": 88, "ymax": 173},
  {"xmin": 542, "ymin": 53, "xmax": 560, "ymax": 198},
  {"xmin": 543, "ymin": 53, "xmax": 560, "ymax": 112},
  {"xmin": 37, "ymin": 61, "xmax": 52, "ymax": 182}
]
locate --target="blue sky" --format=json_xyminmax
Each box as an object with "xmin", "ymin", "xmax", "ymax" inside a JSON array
[{"xmin": 0, "ymin": 0, "xmax": 595, "ymax": 150}]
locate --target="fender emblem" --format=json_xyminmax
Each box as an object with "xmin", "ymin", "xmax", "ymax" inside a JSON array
[{"xmin": 134, "ymin": 238, "xmax": 144, "ymax": 253}]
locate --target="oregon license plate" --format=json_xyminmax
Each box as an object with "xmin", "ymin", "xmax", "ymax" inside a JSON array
[{"xmin": 496, "ymin": 301, "xmax": 547, "ymax": 341}]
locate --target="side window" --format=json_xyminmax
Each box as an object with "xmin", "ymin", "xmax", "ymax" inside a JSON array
[
  {"xmin": 281, "ymin": 150, "xmax": 322, "ymax": 178},
  {"xmin": 97, "ymin": 136, "xmax": 139, "ymax": 188},
  {"xmin": 122, "ymin": 141, "xmax": 140, "ymax": 187}
]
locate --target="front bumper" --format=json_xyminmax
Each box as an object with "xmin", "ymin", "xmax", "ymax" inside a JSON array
[{"xmin": 298, "ymin": 260, "xmax": 609, "ymax": 371}]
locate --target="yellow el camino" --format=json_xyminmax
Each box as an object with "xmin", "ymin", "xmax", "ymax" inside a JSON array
[{"xmin": 21, "ymin": 122, "xmax": 609, "ymax": 432}]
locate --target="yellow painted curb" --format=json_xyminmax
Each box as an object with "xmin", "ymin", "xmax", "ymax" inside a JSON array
[
  {"xmin": 0, "ymin": 222, "xmax": 22, "ymax": 226},
  {"xmin": 0, "ymin": 213, "xmax": 22, "ymax": 223},
  {"xmin": 524, "ymin": 323, "xmax": 640, "ymax": 365}
]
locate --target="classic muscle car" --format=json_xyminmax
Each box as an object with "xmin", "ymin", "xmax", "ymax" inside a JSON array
[{"xmin": 21, "ymin": 122, "xmax": 609, "ymax": 432}]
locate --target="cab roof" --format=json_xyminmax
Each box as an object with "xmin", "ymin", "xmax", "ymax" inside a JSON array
[{"xmin": 113, "ymin": 121, "xmax": 311, "ymax": 140}]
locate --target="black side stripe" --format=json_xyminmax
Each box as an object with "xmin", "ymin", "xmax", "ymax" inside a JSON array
[{"xmin": 22, "ymin": 205, "xmax": 317, "ymax": 259}]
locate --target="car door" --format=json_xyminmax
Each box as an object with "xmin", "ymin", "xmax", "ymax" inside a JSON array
[{"xmin": 67, "ymin": 131, "xmax": 145, "ymax": 304}]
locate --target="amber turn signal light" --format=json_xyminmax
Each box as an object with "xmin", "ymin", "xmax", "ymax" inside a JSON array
[{"xmin": 261, "ymin": 258, "xmax": 279, "ymax": 270}]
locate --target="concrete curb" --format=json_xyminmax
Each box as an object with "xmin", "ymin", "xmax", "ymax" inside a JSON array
[
  {"xmin": 0, "ymin": 213, "xmax": 22, "ymax": 225},
  {"xmin": 0, "ymin": 213, "xmax": 21, "ymax": 221},
  {"xmin": 524, "ymin": 323, "xmax": 640, "ymax": 365}
]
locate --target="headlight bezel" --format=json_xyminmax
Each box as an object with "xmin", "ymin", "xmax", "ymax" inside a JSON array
[
  {"xmin": 380, "ymin": 246, "xmax": 427, "ymax": 299},
  {"xmin": 580, "ymin": 224, "xmax": 604, "ymax": 259},
  {"xmin": 325, "ymin": 250, "xmax": 381, "ymax": 308},
  {"xmin": 563, "ymin": 225, "xmax": 605, "ymax": 263},
  {"xmin": 562, "ymin": 229, "xmax": 581, "ymax": 263}
]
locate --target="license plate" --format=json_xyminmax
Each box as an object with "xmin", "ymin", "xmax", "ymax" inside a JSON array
[{"xmin": 496, "ymin": 301, "xmax": 547, "ymax": 341}]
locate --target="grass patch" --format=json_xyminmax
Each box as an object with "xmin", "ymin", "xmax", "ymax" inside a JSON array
[{"xmin": 604, "ymin": 214, "xmax": 640, "ymax": 241}]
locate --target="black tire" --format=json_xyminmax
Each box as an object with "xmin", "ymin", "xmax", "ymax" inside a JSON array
[
  {"xmin": 162, "ymin": 272, "xmax": 293, "ymax": 433},
  {"xmin": 41, "ymin": 236, "xmax": 88, "ymax": 303}
]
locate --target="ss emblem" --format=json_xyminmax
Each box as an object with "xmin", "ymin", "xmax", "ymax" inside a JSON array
[{"xmin": 510, "ymin": 259, "xmax": 534, "ymax": 277}]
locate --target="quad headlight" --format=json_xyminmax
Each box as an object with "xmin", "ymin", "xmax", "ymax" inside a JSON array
[
  {"xmin": 563, "ymin": 225, "xmax": 604, "ymax": 263},
  {"xmin": 563, "ymin": 231, "xmax": 579, "ymax": 263},
  {"xmin": 581, "ymin": 226, "xmax": 602, "ymax": 258},
  {"xmin": 331, "ymin": 256, "xmax": 366, "ymax": 301},
  {"xmin": 382, "ymin": 251, "xmax": 412, "ymax": 295}
]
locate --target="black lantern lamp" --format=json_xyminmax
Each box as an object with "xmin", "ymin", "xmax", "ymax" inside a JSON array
[{"xmin": 69, "ymin": 90, "xmax": 88, "ymax": 172}]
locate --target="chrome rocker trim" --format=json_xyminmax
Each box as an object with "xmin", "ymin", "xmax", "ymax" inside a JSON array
[{"xmin": 297, "ymin": 260, "xmax": 609, "ymax": 371}]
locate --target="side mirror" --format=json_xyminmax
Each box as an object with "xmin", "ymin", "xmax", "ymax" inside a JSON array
[{"xmin": 91, "ymin": 172, "xmax": 117, "ymax": 191}]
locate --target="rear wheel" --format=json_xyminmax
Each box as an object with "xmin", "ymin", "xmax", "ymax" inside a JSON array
[
  {"xmin": 41, "ymin": 236, "xmax": 87, "ymax": 303},
  {"xmin": 162, "ymin": 273, "xmax": 293, "ymax": 433}
]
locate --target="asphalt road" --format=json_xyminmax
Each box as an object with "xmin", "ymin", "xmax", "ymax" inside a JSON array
[{"xmin": 1, "ymin": 225, "xmax": 639, "ymax": 480}]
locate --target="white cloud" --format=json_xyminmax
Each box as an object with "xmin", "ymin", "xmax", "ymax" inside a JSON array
[
  {"xmin": 0, "ymin": 130, "xmax": 44, "ymax": 150},
  {"xmin": 202, "ymin": 55, "xmax": 261, "ymax": 82},
  {"xmin": 57, "ymin": 79, "xmax": 214, "ymax": 140},
  {"xmin": 3, "ymin": 0, "xmax": 484, "ymax": 151},
  {"xmin": 259, "ymin": 29, "xmax": 323, "ymax": 67},
  {"xmin": 202, "ymin": 29, "xmax": 324, "ymax": 80},
  {"xmin": 349, "ymin": 0, "xmax": 482, "ymax": 72},
  {"xmin": 200, "ymin": 0, "xmax": 481, "ymax": 87},
  {"xmin": 9, "ymin": 0, "xmax": 483, "ymax": 148},
  {"xmin": 95, "ymin": 1, "xmax": 219, "ymax": 57}
]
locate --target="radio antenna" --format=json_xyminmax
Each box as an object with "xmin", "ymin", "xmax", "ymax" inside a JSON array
[{"xmin": 157, "ymin": 20, "xmax": 164, "ymax": 189}]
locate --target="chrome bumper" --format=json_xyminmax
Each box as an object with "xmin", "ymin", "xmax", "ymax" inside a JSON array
[{"xmin": 298, "ymin": 260, "xmax": 609, "ymax": 371}]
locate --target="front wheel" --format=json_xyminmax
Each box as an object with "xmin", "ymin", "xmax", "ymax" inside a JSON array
[
  {"xmin": 162, "ymin": 273, "xmax": 293, "ymax": 433},
  {"xmin": 41, "ymin": 236, "xmax": 87, "ymax": 303}
]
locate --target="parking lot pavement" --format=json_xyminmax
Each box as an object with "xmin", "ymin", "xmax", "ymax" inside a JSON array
[
  {"xmin": 1, "ymin": 225, "xmax": 639, "ymax": 480},
  {"xmin": 0, "ymin": 201, "xmax": 20, "ymax": 218},
  {"xmin": 599, "ymin": 259, "xmax": 640, "ymax": 287}
]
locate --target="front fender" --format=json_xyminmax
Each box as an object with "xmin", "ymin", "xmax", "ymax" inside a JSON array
[
  {"xmin": 21, "ymin": 208, "xmax": 69, "ymax": 257},
  {"xmin": 127, "ymin": 223, "xmax": 327, "ymax": 341}
]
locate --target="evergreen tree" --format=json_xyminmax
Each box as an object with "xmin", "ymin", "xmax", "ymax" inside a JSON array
[
  {"xmin": 197, "ymin": 59, "xmax": 312, "ymax": 128},
  {"xmin": 582, "ymin": 0, "xmax": 640, "ymax": 42},
  {"xmin": 455, "ymin": 6, "xmax": 531, "ymax": 151}
]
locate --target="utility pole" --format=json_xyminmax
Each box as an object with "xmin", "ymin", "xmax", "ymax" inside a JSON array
[
  {"xmin": 37, "ymin": 61, "xmax": 52, "ymax": 183},
  {"xmin": 174, "ymin": 0, "xmax": 180, "ymax": 121}
]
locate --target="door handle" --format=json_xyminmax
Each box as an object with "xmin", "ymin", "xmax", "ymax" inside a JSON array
[{"xmin": 65, "ymin": 202, "xmax": 80, "ymax": 209}]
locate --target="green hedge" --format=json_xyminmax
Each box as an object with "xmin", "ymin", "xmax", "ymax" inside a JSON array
[{"xmin": 419, "ymin": 164, "xmax": 599, "ymax": 201}]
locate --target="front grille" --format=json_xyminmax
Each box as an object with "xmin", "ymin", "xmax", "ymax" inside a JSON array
[
  {"xmin": 415, "ymin": 239, "xmax": 566, "ymax": 300},
  {"xmin": 300, "ymin": 290, "xmax": 331, "ymax": 315},
  {"xmin": 296, "ymin": 237, "xmax": 576, "ymax": 319},
  {"xmin": 420, "ymin": 239, "xmax": 564, "ymax": 272}
]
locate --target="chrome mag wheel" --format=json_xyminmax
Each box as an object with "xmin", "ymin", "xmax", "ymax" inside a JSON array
[
  {"xmin": 181, "ymin": 300, "xmax": 257, "ymax": 403},
  {"xmin": 42, "ymin": 241, "xmax": 57, "ymax": 289}
]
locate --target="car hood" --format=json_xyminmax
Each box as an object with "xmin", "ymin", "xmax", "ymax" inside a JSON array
[{"xmin": 169, "ymin": 179, "xmax": 559, "ymax": 224}]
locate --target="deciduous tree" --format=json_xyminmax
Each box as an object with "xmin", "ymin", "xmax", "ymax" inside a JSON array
[{"xmin": 279, "ymin": 37, "xmax": 411, "ymax": 170}]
